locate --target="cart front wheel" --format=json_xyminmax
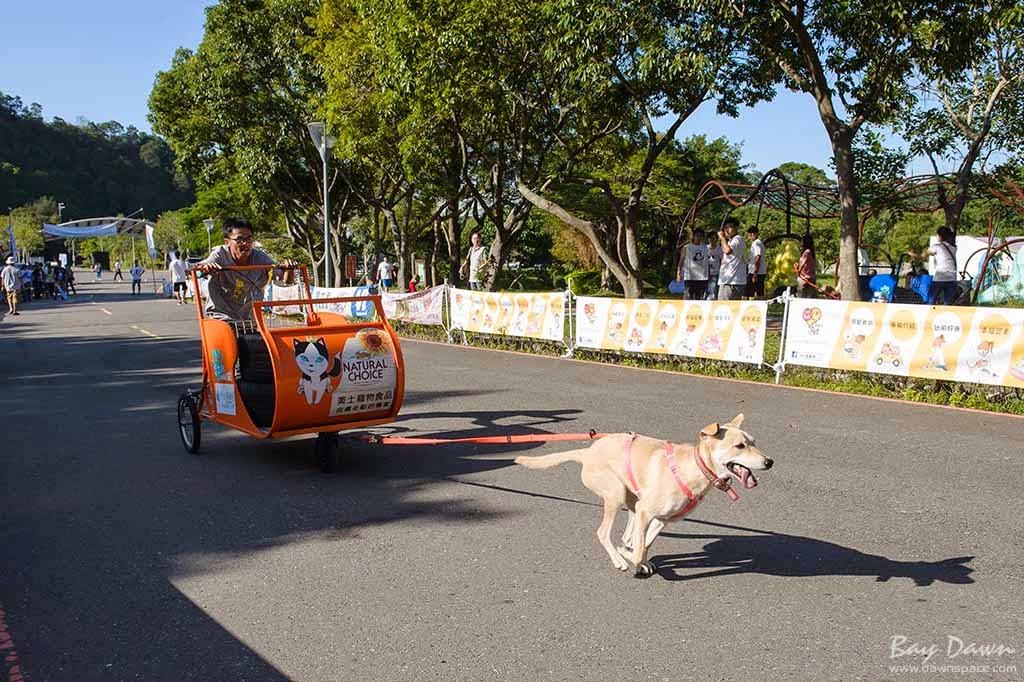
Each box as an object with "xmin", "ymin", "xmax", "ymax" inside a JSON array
[
  {"xmin": 316, "ymin": 433, "xmax": 340, "ymax": 474},
  {"xmin": 178, "ymin": 393, "xmax": 202, "ymax": 454}
]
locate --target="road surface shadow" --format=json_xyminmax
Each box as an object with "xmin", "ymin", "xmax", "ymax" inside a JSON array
[
  {"xmin": 0, "ymin": 325, "xmax": 584, "ymax": 680},
  {"xmin": 652, "ymin": 519, "xmax": 974, "ymax": 586}
]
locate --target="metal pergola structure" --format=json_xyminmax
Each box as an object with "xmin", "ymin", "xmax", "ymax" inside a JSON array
[{"xmin": 678, "ymin": 169, "xmax": 959, "ymax": 244}]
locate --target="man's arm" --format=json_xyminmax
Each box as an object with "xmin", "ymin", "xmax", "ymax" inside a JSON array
[{"xmin": 719, "ymin": 232, "xmax": 734, "ymax": 255}]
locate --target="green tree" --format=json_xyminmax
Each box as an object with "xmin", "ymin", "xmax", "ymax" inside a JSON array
[
  {"xmin": 900, "ymin": 0, "xmax": 1024, "ymax": 235},
  {"xmin": 739, "ymin": 0, "xmax": 982, "ymax": 299},
  {"xmin": 149, "ymin": 0, "xmax": 354, "ymax": 285}
]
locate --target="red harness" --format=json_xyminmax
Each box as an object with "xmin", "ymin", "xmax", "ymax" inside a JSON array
[{"xmin": 623, "ymin": 433, "xmax": 739, "ymax": 518}]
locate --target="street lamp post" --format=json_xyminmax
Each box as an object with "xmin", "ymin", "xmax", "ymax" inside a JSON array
[
  {"xmin": 202, "ymin": 219, "xmax": 215, "ymax": 255},
  {"xmin": 307, "ymin": 122, "xmax": 336, "ymax": 288}
]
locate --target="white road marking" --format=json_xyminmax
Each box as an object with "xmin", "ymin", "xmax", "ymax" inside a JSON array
[
  {"xmin": 130, "ymin": 325, "xmax": 160, "ymax": 338},
  {"xmin": 100, "ymin": 308, "xmax": 113, "ymax": 315}
]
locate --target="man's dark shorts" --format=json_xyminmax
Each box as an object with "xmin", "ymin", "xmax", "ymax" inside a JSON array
[
  {"xmin": 684, "ymin": 280, "xmax": 707, "ymax": 300},
  {"xmin": 745, "ymin": 277, "xmax": 765, "ymax": 299},
  {"xmin": 173, "ymin": 281, "xmax": 188, "ymax": 292}
]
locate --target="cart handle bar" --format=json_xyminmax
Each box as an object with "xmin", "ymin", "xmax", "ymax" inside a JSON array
[
  {"xmin": 352, "ymin": 430, "xmax": 607, "ymax": 446},
  {"xmin": 257, "ymin": 295, "xmax": 380, "ymax": 309},
  {"xmin": 198, "ymin": 264, "xmax": 299, "ymax": 272}
]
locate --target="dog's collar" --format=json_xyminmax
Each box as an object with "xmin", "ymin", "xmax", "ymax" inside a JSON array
[{"xmin": 694, "ymin": 440, "xmax": 740, "ymax": 502}]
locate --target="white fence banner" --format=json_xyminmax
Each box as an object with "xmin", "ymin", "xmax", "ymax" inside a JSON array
[
  {"xmin": 575, "ymin": 297, "xmax": 768, "ymax": 364},
  {"xmin": 782, "ymin": 298, "xmax": 1024, "ymax": 388},
  {"xmin": 265, "ymin": 283, "xmax": 303, "ymax": 315},
  {"xmin": 310, "ymin": 285, "xmax": 378, "ymax": 319},
  {"xmin": 382, "ymin": 286, "xmax": 445, "ymax": 325},
  {"xmin": 449, "ymin": 288, "xmax": 566, "ymax": 342}
]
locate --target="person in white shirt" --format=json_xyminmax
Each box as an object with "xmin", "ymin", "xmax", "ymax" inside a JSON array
[
  {"xmin": 716, "ymin": 217, "xmax": 746, "ymax": 300},
  {"xmin": 677, "ymin": 228, "xmax": 709, "ymax": 300},
  {"xmin": 169, "ymin": 252, "xmax": 189, "ymax": 305},
  {"xmin": 376, "ymin": 256, "xmax": 395, "ymax": 291},
  {"xmin": 915, "ymin": 226, "xmax": 959, "ymax": 305},
  {"xmin": 745, "ymin": 227, "xmax": 767, "ymax": 299},
  {"xmin": 461, "ymin": 231, "xmax": 488, "ymax": 290},
  {"xmin": 129, "ymin": 262, "xmax": 145, "ymax": 295}
]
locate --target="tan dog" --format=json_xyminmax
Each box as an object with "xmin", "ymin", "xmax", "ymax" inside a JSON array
[{"xmin": 515, "ymin": 414, "xmax": 773, "ymax": 577}]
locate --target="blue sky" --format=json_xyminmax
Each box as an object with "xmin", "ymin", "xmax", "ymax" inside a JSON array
[{"xmin": 1, "ymin": 2, "xmax": 930, "ymax": 178}]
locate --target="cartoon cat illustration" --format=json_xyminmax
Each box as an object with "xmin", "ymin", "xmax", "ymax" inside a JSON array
[
  {"xmin": 293, "ymin": 337, "xmax": 342, "ymax": 406},
  {"xmin": 842, "ymin": 330, "xmax": 866, "ymax": 360}
]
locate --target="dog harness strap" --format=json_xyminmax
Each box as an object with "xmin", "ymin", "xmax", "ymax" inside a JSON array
[
  {"xmin": 662, "ymin": 442, "xmax": 696, "ymax": 503},
  {"xmin": 693, "ymin": 442, "xmax": 740, "ymax": 502},
  {"xmin": 623, "ymin": 433, "xmax": 641, "ymax": 497}
]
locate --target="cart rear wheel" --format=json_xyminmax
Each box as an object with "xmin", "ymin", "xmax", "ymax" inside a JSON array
[
  {"xmin": 178, "ymin": 393, "xmax": 201, "ymax": 454},
  {"xmin": 316, "ymin": 433, "xmax": 340, "ymax": 474}
]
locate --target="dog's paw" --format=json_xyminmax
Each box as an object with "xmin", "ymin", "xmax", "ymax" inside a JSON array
[
  {"xmin": 633, "ymin": 562, "xmax": 655, "ymax": 578},
  {"xmin": 611, "ymin": 555, "xmax": 630, "ymax": 572}
]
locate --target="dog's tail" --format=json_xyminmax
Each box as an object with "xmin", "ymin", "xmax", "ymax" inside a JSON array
[{"xmin": 514, "ymin": 448, "xmax": 587, "ymax": 470}]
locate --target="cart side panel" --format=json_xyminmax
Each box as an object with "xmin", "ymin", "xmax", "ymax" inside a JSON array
[
  {"xmin": 200, "ymin": 318, "xmax": 262, "ymax": 435},
  {"xmin": 265, "ymin": 323, "xmax": 404, "ymax": 432}
]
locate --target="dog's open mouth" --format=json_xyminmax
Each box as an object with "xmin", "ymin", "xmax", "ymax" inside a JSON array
[{"xmin": 727, "ymin": 463, "xmax": 758, "ymax": 489}]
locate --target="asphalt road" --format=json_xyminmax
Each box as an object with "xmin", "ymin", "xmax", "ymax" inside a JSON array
[{"xmin": 1, "ymin": 277, "xmax": 1022, "ymax": 682}]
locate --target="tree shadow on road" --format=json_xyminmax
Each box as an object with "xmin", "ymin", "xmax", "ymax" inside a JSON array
[
  {"xmin": 652, "ymin": 519, "xmax": 974, "ymax": 586},
  {"xmin": 0, "ymin": 326, "xmax": 592, "ymax": 680}
]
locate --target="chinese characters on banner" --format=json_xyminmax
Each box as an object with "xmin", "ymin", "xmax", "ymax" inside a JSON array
[
  {"xmin": 328, "ymin": 328, "xmax": 398, "ymax": 417},
  {"xmin": 448, "ymin": 288, "xmax": 567, "ymax": 342},
  {"xmin": 783, "ymin": 299, "xmax": 1024, "ymax": 388},
  {"xmin": 574, "ymin": 297, "xmax": 768, "ymax": 364},
  {"xmin": 381, "ymin": 286, "xmax": 445, "ymax": 325}
]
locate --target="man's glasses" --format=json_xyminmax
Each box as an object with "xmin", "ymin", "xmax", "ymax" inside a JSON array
[{"xmin": 227, "ymin": 236, "xmax": 254, "ymax": 244}]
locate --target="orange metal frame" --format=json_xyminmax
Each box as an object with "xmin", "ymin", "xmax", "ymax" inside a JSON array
[{"xmin": 190, "ymin": 265, "xmax": 405, "ymax": 440}]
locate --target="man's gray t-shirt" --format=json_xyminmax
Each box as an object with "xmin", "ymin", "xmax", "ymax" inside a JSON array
[{"xmin": 200, "ymin": 246, "xmax": 276, "ymax": 320}]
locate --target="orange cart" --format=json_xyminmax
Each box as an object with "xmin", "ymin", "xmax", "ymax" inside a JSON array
[{"xmin": 176, "ymin": 265, "xmax": 405, "ymax": 472}]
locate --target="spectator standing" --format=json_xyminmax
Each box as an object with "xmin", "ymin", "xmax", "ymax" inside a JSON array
[
  {"xmin": 716, "ymin": 217, "xmax": 746, "ymax": 300},
  {"xmin": 408, "ymin": 274, "xmax": 419, "ymax": 293},
  {"xmin": 915, "ymin": 226, "xmax": 959, "ymax": 305},
  {"xmin": 678, "ymin": 228, "xmax": 709, "ymax": 301},
  {"xmin": 461, "ymin": 231, "xmax": 488, "ymax": 291},
  {"xmin": 376, "ymin": 256, "xmax": 395, "ymax": 291},
  {"xmin": 65, "ymin": 266, "xmax": 76, "ymax": 295},
  {"xmin": 707, "ymin": 241, "xmax": 723, "ymax": 300},
  {"xmin": 2, "ymin": 256, "xmax": 20, "ymax": 316},
  {"xmin": 20, "ymin": 265, "xmax": 33, "ymax": 303},
  {"xmin": 745, "ymin": 227, "xmax": 766, "ymax": 299},
  {"xmin": 169, "ymin": 252, "xmax": 189, "ymax": 304},
  {"xmin": 795, "ymin": 234, "xmax": 817, "ymax": 298},
  {"xmin": 113, "ymin": 260, "xmax": 124, "ymax": 281},
  {"xmin": 94, "ymin": 262, "xmax": 102, "ymax": 280},
  {"xmin": 44, "ymin": 264, "xmax": 56, "ymax": 299},
  {"xmin": 129, "ymin": 262, "xmax": 145, "ymax": 295},
  {"xmin": 33, "ymin": 265, "xmax": 44, "ymax": 297}
]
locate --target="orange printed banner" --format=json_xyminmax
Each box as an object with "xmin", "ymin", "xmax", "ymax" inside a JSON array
[
  {"xmin": 449, "ymin": 288, "xmax": 567, "ymax": 342},
  {"xmin": 574, "ymin": 297, "xmax": 768, "ymax": 364},
  {"xmin": 783, "ymin": 299, "xmax": 1024, "ymax": 388}
]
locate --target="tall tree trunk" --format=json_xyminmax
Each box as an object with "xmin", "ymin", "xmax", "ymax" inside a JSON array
[{"xmin": 831, "ymin": 127, "xmax": 861, "ymax": 301}]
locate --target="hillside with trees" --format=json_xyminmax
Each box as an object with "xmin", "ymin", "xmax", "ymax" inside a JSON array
[{"xmin": 0, "ymin": 91, "xmax": 194, "ymax": 224}]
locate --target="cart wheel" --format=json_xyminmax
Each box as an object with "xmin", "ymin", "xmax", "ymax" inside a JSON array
[
  {"xmin": 178, "ymin": 392, "xmax": 202, "ymax": 454},
  {"xmin": 316, "ymin": 433, "xmax": 340, "ymax": 474},
  {"xmin": 893, "ymin": 359, "xmax": 901, "ymax": 368}
]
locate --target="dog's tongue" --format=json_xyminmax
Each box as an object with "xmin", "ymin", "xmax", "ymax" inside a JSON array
[{"xmin": 738, "ymin": 466, "xmax": 757, "ymax": 489}]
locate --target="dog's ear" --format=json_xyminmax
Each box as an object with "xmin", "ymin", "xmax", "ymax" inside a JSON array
[
  {"xmin": 725, "ymin": 413, "xmax": 745, "ymax": 428},
  {"xmin": 700, "ymin": 422, "xmax": 720, "ymax": 438}
]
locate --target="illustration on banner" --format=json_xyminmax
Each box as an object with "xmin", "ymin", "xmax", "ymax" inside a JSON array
[{"xmin": 293, "ymin": 337, "xmax": 343, "ymax": 406}]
